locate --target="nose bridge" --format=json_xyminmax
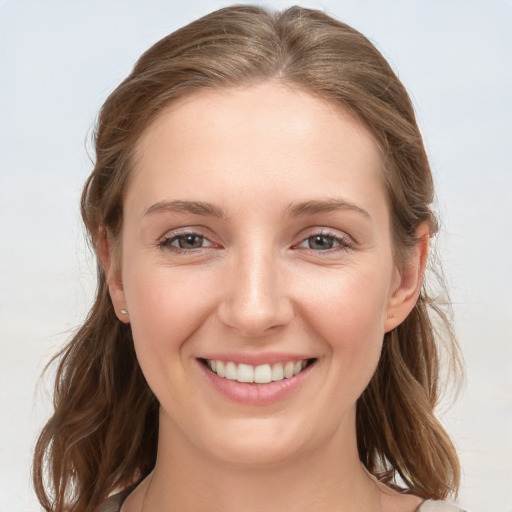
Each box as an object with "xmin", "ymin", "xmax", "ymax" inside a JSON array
[{"xmin": 218, "ymin": 239, "xmax": 291, "ymax": 337}]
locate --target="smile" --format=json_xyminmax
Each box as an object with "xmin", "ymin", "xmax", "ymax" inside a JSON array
[{"xmin": 204, "ymin": 359, "xmax": 313, "ymax": 384}]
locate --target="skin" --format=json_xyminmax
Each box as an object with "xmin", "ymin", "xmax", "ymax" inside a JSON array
[{"xmin": 104, "ymin": 82, "xmax": 428, "ymax": 512}]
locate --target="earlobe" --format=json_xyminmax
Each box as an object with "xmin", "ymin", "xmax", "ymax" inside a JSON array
[
  {"xmin": 97, "ymin": 227, "xmax": 130, "ymax": 324},
  {"xmin": 384, "ymin": 223, "xmax": 430, "ymax": 332}
]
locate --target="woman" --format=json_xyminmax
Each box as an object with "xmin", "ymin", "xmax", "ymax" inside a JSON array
[{"xmin": 33, "ymin": 5, "xmax": 465, "ymax": 512}]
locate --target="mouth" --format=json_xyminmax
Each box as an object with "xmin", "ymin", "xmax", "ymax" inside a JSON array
[{"xmin": 200, "ymin": 358, "xmax": 316, "ymax": 384}]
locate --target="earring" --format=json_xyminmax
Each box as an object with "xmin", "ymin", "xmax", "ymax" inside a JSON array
[{"xmin": 120, "ymin": 309, "xmax": 129, "ymax": 315}]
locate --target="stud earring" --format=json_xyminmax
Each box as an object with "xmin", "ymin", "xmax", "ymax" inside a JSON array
[{"xmin": 120, "ymin": 309, "xmax": 129, "ymax": 315}]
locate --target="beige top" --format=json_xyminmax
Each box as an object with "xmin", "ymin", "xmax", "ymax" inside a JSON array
[{"xmin": 97, "ymin": 492, "xmax": 467, "ymax": 512}]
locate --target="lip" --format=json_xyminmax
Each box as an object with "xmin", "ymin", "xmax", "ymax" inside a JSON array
[
  {"xmin": 199, "ymin": 352, "xmax": 311, "ymax": 366},
  {"xmin": 197, "ymin": 356, "xmax": 316, "ymax": 406}
]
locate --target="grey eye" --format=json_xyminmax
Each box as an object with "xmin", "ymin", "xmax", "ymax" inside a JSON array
[
  {"xmin": 173, "ymin": 234, "xmax": 205, "ymax": 249},
  {"xmin": 307, "ymin": 235, "xmax": 336, "ymax": 250}
]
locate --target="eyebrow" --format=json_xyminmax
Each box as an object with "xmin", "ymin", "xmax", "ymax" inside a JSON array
[
  {"xmin": 144, "ymin": 200, "xmax": 227, "ymax": 219},
  {"xmin": 283, "ymin": 199, "xmax": 371, "ymax": 220},
  {"xmin": 144, "ymin": 198, "xmax": 370, "ymax": 220}
]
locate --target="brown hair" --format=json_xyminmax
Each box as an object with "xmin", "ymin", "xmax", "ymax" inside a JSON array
[{"xmin": 33, "ymin": 5, "xmax": 462, "ymax": 511}]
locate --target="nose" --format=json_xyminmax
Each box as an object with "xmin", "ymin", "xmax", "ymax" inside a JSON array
[{"xmin": 217, "ymin": 243, "xmax": 293, "ymax": 338}]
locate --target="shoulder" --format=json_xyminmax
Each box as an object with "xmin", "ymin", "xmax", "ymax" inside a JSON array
[
  {"xmin": 95, "ymin": 491, "xmax": 128, "ymax": 512},
  {"xmin": 417, "ymin": 499, "xmax": 468, "ymax": 512}
]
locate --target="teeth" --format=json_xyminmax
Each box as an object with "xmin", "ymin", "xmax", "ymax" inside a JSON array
[
  {"xmin": 254, "ymin": 364, "xmax": 272, "ymax": 384},
  {"xmin": 225, "ymin": 362, "xmax": 237, "ymax": 380},
  {"xmin": 271, "ymin": 362, "xmax": 284, "ymax": 381},
  {"xmin": 237, "ymin": 363, "xmax": 254, "ymax": 383},
  {"xmin": 205, "ymin": 359, "xmax": 310, "ymax": 384},
  {"xmin": 217, "ymin": 361, "xmax": 226, "ymax": 378},
  {"xmin": 283, "ymin": 362, "xmax": 294, "ymax": 379}
]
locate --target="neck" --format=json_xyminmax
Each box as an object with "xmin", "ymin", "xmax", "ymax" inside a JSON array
[{"xmin": 141, "ymin": 410, "xmax": 383, "ymax": 512}]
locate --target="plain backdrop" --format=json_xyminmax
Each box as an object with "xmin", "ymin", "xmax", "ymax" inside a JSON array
[{"xmin": 1, "ymin": 1, "xmax": 511, "ymax": 511}]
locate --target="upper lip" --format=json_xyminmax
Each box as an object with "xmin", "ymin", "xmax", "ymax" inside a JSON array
[{"xmin": 198, "ymin": 352, "xmax": 315, "ymax": 366}]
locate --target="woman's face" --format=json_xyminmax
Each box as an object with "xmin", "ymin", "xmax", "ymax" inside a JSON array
[{"xmin": 110, "ymin": 83, "xmax": 421, "ymax": 467}]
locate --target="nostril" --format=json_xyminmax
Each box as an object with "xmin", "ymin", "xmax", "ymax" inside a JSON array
[
  {"xmin": 216, "ymin": 268, "xmax": 294, "ymax": 338},
  {"xmin": 217, "ymin": 300, "xmax": 294, "ymax": 338}
]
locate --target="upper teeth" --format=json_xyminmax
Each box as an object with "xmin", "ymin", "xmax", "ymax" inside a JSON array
[{"xmin": 207, "ymin": 360, "xmax": 308, "ymax": 384}]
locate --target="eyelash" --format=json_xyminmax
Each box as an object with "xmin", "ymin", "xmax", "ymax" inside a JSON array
[
  {"xmin": 158, "ymin": 230, "xmax": 215, "ymax": 255},
  {"xmin": 296, "ymin": 230, "xmax": 353, "ymax": 253},
  {"xmin": 158, "ymin": 229, "xmax": 353, "ymax": 255}
]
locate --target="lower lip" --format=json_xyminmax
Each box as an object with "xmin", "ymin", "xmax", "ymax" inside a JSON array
[{"xmin": 198, "ymin": 360, "xmax": 314, "ymax": 406}]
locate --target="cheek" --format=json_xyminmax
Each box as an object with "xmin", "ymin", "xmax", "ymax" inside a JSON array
[
  {"xmin": 129, "ymin": 269, "xmax": 210, "ymax": 328},
  {"xmin": 122, "ymin": 261, "xmax": 219, "ymax": 381},
  {"xmin": 304, "ymin": 266, "xmax": 391, "ymax": 338},
  {"xmin": 299, "ymin": 265, "xmax": 392, "ymax": 382}
]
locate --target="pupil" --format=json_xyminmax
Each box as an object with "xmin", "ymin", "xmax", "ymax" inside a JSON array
[
  {"xmin": 179, "ymin": 234, "xmax": 203, "ymax": 249},
  {"xmin": 309, "ymin": 235, "xmax": 333, "ymax": 250}
]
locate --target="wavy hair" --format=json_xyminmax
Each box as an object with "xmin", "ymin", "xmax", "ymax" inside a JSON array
[{"xmin": 33, "ymin": 5, "xmax": 462, "ymax": 511}]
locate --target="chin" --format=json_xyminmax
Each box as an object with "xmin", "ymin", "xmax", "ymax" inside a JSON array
[
  {"xmin": 195, "ymin": 416, "xmax": 325, "ymax": 470},
  {"xmin": 210, "ymin": 437, "xmax": 305, "ymax": 469}
]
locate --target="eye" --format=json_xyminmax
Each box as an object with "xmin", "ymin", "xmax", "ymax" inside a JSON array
[
  {"xmin": 296, "ymin": 231, "xmax": 352, "ymax": 252},
  {"xmin": 159, "ymin": 231, "xmax": 214, "ymax": 251}
]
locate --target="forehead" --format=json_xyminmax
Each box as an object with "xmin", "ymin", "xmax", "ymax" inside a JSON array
[
  {"xmin": 136, "ymin": 82, "xmax": 379, "ymax": 158},
  {"xmin": 128, "ymin": 82, "xmax": 387, "ymax": 220}
]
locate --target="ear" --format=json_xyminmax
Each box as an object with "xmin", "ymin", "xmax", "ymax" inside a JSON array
[
  {"xmin": 384, "ymin": 222, "xmax": 430, "ymax": 332},
  {"xmin": 97, "ymin": 227, "xmax": 130, "ymax": 323}
]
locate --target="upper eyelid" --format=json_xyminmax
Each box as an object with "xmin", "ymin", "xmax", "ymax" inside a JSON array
[
  {"xmin": 158, "ymin": 226, "xmax": 352, "ymax": 241},
  {"xmin": 158, "ymin": 229, "xmax": 215, "ymax": 248},
  {"xmin": 160, "ymin": 226, "xmax": 214, "ymax": 240},
  {"xmin": 295, "ymin": 233, "xmax": 353, "ymax": 250},
  {"xmin": 296, "ymin": 226, "xmax": 354, "ymax": 242}
]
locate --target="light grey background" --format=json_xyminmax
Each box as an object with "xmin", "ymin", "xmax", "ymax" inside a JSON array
[{"xmin": 1, "ymin": 1, "xmax": 511, "ymax": 511}]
